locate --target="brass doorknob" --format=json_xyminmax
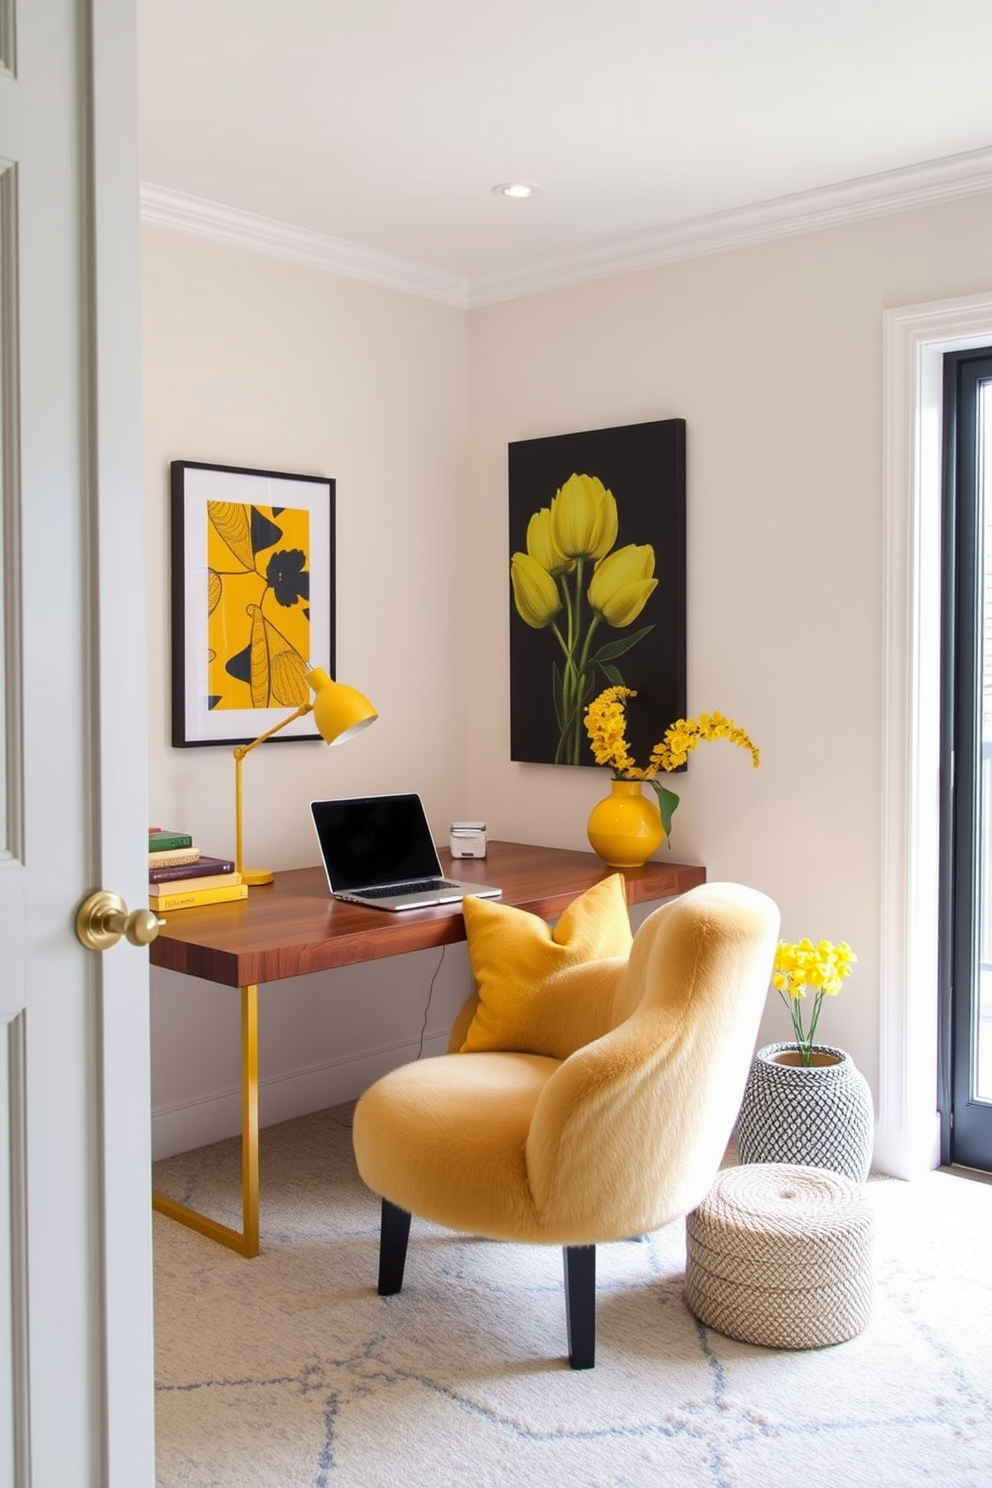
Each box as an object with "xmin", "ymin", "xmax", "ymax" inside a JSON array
[{"xmin": 75, "ymin": 890, "xmax": 165, "ymax": 952}]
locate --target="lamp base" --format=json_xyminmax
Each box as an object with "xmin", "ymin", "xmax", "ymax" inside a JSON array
[{"xmin": 241, "ymin": 868, "xmax": 275, "ymax": 887}]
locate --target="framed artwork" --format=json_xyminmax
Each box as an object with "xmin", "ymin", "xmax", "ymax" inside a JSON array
[
  {"xmin": 170, "ymin": 460, "xmax": 335, "ymax": 747},
  {"xmin": 508, "ymin": 418, "xmax": 686, "ymax": 768}
]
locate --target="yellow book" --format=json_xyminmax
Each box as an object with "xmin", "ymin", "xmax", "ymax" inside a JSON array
[{"xmin": 149, "ymin": 882, "xmax": 249, "ymax": 912}]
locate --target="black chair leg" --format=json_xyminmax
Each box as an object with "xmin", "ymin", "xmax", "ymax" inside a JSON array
[
  {"xmin": 378, "ymin": 1199, "xmax": 412, "ymax": 1295},
  {"xmin": 563, "ymin": 1244, "xmax": 596, "ymax": 1369}
]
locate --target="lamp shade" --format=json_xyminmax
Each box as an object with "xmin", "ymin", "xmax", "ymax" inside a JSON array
[{"xmin": 308, "ymin": 667, "xmax": 378, "ymax": 745}]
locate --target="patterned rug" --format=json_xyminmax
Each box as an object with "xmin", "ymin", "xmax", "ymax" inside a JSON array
[{"xmin": 153, "ymin": 1105, "xmax": 992, "ymax": 1488}]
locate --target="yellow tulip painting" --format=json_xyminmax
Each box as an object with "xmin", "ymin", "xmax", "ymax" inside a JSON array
[
  {"xmin": 508, "ymin": 420, "xmax": 686, "ymax": 767},
  {"xmin": 206, "ymin": 500, "xmax": 313, "ymax": 712}
]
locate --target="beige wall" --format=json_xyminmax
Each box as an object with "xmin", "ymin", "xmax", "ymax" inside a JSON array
[
  {"xmin": 465, "ymin": 190, "xmax": 992, "ymax": 1085},
  {"xmin": 142, "ymin": 226, "xmax": 472, "ymax": 856},
  {"xmin": 143, "ymin": 191, "xmax": 992, "ymax": 1160},
  {"xmin": 141, "ymin": 226, "xmax": 474, "ymax": 1155}
]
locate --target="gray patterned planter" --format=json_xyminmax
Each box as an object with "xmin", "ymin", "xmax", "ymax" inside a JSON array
[{"xmin": 736, "ymin": 1042, "xmax": 874, "ymax": 1183}]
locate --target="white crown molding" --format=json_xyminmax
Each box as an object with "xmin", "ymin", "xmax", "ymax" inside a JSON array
[
  {"xmin": 141, "ymin": 144, "xmax": 992, "ymax": 311},
  {"xmin": 467, "ymin": 144, "xmax": 992, "ymax": 307},
  {"xmin": 139, "ymin": 183, "xmax": 470, "ymax": 308}
]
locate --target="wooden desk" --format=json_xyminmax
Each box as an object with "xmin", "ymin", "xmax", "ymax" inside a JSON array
[{"xmin": 150, "ymin": 841, "xmax": 705, "ymax": 1255}]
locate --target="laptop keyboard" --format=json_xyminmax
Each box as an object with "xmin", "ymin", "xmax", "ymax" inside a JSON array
[{"xmin": 357, "ymin": 878, "xmax": 461, "ymax": 898}]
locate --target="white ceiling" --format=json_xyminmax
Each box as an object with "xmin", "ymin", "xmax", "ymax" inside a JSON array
[{"xmin": 138, "ymin": 0, "xmax": 992, "ymax": 305}]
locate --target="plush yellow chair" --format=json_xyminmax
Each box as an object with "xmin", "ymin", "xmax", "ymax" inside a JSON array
[{"xmin": 352, "ymin": 878, "xmax": 779, "ymax": 1368}]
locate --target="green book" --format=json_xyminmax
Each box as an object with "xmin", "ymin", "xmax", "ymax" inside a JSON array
[{"xmin": 148, "ymin": 828, "xmax": 193, "ymax": 852}]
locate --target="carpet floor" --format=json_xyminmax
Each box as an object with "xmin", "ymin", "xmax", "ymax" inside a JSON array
[{"xmin": 153, "ymin": 1105, "xmax": 992, "ymax": 1488}]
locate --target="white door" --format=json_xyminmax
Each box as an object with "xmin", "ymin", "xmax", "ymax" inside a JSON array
[{"xmin": 0, "ymin": 2, "xmax": 154, "ymax": 1484}]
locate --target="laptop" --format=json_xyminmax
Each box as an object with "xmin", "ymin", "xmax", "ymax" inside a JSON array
[{"xmin": 310, "ymin": 792, "xmax": 502, "ymax": 911}]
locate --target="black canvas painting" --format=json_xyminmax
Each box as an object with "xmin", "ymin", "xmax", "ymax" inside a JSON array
[{"xmin": 508, "ymin": 418, "xmax": 686, "ymax": 768}]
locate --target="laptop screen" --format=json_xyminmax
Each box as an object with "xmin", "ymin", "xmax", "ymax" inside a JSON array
[{"xmin": 311, "ymin": 794, "xmax": 443, "ymax": 892}]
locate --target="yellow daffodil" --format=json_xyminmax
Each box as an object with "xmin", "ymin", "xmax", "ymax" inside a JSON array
[
  {"xmin": 587, "ymin": 544, "xmax": 659, "ymax": 627},
  {"xmin": 510, "ymin": 551, "xmax": 562, "ymax": 628},
  {"xmin": 526, "ymin": 507, "xmax": 572, "ymax": 576},
  {"xmin": 549, "ymin": 474, "xmax": 618, "ymax": 562},
  {"xmin": 772, "ymin": 938, "xmax": 858, "ymax": 1063}
]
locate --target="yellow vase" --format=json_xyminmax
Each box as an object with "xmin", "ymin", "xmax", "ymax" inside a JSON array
[{"xmin": 586, "ymin": 779, "xmax": 664, "ymax": 868}]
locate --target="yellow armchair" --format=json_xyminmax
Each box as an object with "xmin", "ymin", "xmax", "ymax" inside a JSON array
[{"xmin": 352, "ymin": 880, "xmax": 779, "ymax": 1368}]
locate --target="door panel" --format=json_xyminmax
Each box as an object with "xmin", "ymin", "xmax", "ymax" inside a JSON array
[
  {"xmin": 0, "ymin": 2, "xmax": 154, "ymax": 1483},
  {"xmin": 942, "ymin": 348, "xmax": 992, "ymax": 1172}
]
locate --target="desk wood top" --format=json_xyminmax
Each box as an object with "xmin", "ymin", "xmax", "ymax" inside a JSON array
[{"xmin": 148, "ymin": 839, "xmax": 706, "ymax": 988}]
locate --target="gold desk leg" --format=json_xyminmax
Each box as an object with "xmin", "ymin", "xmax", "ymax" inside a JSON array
[
  {"xmin": 153, "ymin": 983, "xmax": 261, "ymax": 1258},
  {"xmin": 241, "ymin": 981, "xmax": 260, "ymax": 1253}
]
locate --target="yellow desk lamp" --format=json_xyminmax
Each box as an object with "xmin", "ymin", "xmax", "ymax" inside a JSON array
[{"xmin": 234, "ymin": 666, "xmax": 377, "ymax": 887}]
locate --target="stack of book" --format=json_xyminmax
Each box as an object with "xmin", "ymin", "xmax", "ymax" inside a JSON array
[{"xmin": 148, "ymin": 828, "xmax": 247, "ymax": 910}]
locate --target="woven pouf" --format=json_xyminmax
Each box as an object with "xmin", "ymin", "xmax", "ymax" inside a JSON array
[{"xmin": 684, "ymin": 1163, "xmax": 873, "ymax": 1349}]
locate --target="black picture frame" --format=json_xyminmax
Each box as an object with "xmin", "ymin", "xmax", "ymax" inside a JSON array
[
  {"xmin": 170, "ymin": 460, "xmax": 335, "ymax": 747},
  {"xmin": 508, "ymin": 418, "xmax": 686, "ymax": 768}
]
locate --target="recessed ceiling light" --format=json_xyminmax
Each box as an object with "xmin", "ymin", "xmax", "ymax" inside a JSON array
[{"xmin": 492, "ymin": 182, "xmax": 541, "ymax": 199}]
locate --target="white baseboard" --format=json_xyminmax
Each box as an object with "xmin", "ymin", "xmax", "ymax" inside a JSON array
[
  {"xmin": 871, "ymin": 1109, "xmax": 942, "ymax": 1180},
  {"xmin": 150, "ymin": 1032, "xmax": 449, "ymax": 1160}
]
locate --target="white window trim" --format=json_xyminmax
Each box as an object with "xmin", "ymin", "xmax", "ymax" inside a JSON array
[{"xmin": 880, "ymin": 291, "xmax": 992, "ymax": 1178}]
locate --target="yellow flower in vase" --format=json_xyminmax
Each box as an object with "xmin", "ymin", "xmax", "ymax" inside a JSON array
[
  {"xmin": 772, "ymin": 938, "xmax": 858, "ymax": 1066},
  {"xmin": 584, "ymin": 686, "xmax": 760, "ymax": 842}
]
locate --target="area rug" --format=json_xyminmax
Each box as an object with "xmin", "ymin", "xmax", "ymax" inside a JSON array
[{"xmin": 153, "ymin": 1105, "xmax": 992, "ymax": 1488}]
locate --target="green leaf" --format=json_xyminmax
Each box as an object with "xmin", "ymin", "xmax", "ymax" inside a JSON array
[
  {"xmin": 589, "ymin": 625, "xmax": 654, "ymax": 664},
  {"xmin": 597, "ymin": 661, "xmax": 625, "ymax": 686},
  {"xmin": 648, "ymin": 781, "xmax": 681, "ymax": 841}
]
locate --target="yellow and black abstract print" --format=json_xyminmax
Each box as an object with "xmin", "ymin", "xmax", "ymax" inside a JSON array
[{"xmin": 206, "ymin": 500, "xmax": 311, "ymax": 712}]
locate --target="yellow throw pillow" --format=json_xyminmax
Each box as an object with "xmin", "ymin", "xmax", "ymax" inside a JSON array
[{"xmin": 459, "ymin": 873, "xmax": 633, "ymax": 1059}]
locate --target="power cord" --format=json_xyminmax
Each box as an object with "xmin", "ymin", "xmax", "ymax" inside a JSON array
[
  {"xmin": 417, "ymin": 944, "xmax": 446, "ymax": 1059},
  {"xmin": 334, "ymin": 943, "xmax": 448, "ymax": 1124}
]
